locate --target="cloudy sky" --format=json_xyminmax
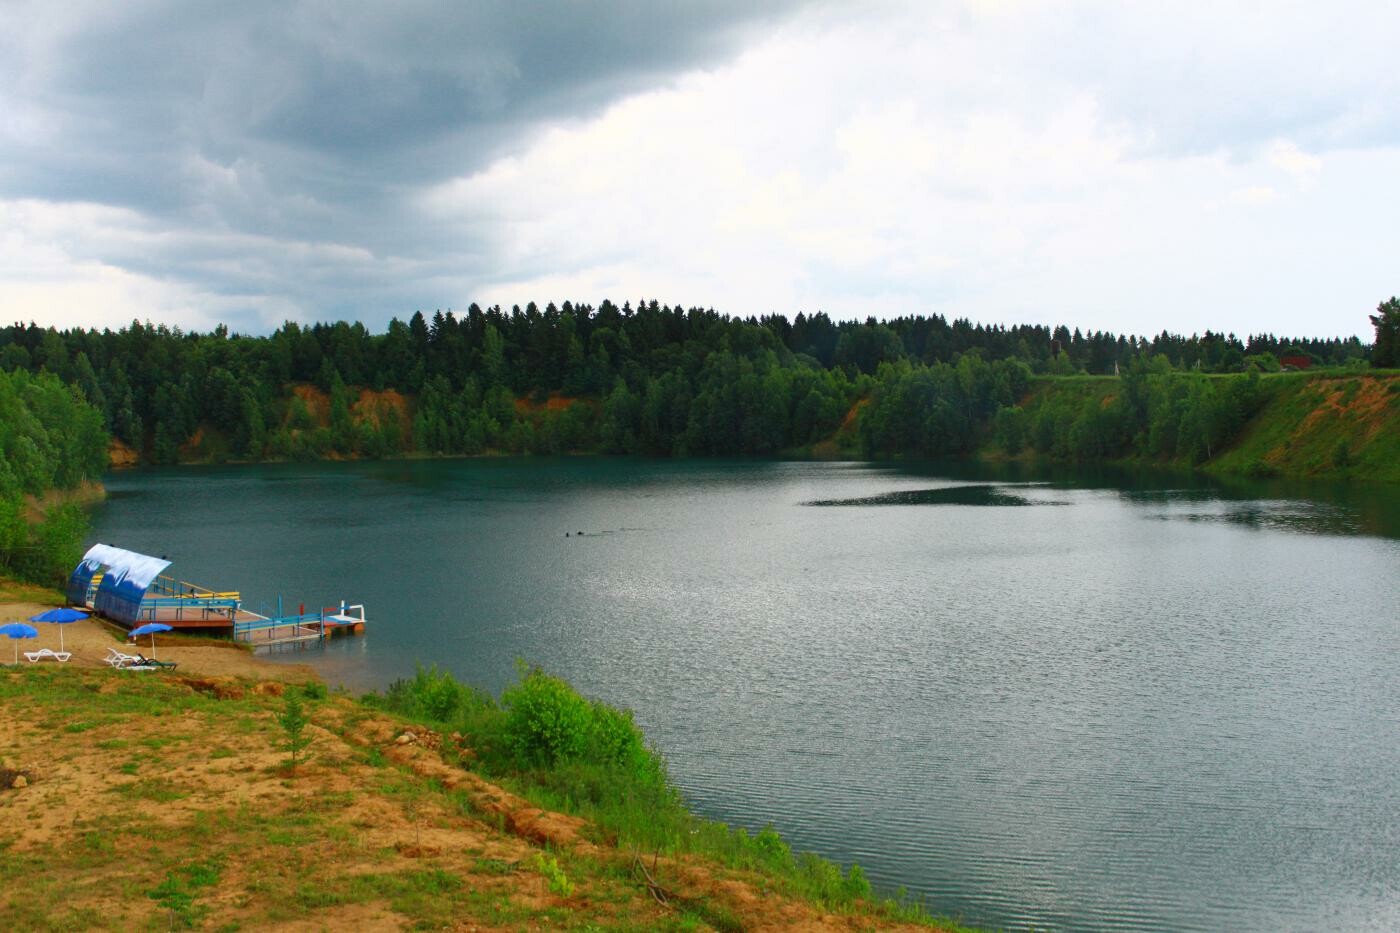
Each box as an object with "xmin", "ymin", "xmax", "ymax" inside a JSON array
[{"xmin": 2, "ymin": 1, "xmax": 1395, "ymax": 340}]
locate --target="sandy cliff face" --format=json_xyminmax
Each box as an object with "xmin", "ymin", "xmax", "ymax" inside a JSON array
[
  {"xmin": 108, "ymin": 437, "xmax": 139, "ymax": 468},
  {"xmin": 1210, "ymin": 374, "xmax": 1400, "ymax": 482}
]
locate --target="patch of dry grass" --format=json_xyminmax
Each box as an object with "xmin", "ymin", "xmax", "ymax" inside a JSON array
[
  {"xmin": 0, "ymin": 666, "xmax": 946, "ymax": 931},
  {"xmin": 0, "ymin": 575, "xmax": 64, "ymax": 604}
]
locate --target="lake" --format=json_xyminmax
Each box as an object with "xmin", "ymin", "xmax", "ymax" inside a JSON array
[{"xmin": 88, "ymin": 458, "xmax": 1400, "ymax": 931}]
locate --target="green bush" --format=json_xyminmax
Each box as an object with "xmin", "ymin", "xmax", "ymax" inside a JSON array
[
  {"xmin": 376, "ymin": 665, "xmax": 494, "ymax": 725},
  {"xmin": 587, "ymin": 699, "xmax": 663, "ymax": 784},
  {"xmin": 843, "ymin": 863, "xmax": 873, "ymax": 902},
  {"xmin": 501, "ymin": 665, "xmax": 595, "ymax": 765},
  {"xmin": 357, "ymin": 665, "xmax": 917, "ymax": 920},
  {"xmin": 496, "ymin": 665, "xmax": 668, "ymax": 790},
  {"xmin": 753, "ymin": 825, "xmax": 793, "ymax": 870},
  {"xmin": 368, "ymin": 663, "xmax": 665, "ymax": 781}
]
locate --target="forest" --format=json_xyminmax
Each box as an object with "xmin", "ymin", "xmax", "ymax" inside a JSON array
[
  {"xmin": 0, "ymin": 300, "xmax": 1376, "ymax": 465},
  {"xmin": 0, "ymin": 301, "xmax": 1391, "ymax": 584},
  {"xmin": 0, "ymin": 368, "xmax": 108, "ymax": 583}
]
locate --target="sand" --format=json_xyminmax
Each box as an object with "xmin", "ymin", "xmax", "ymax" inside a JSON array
[{"xmin": 0, "ymin": 601, "xmax": 318, "ymax": 682}]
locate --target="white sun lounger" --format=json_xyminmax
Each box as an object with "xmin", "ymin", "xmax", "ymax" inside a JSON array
[
  {"xmin": 24, "ymin": 648, "xmax": 71, "ymax": 663},
  {"xmin": 104, "ymin": 648, "xmax": 173, "ymax": 670},
  {"xmin": 104, "ymin": 647, "xmax": 142, "ymax": 668}
]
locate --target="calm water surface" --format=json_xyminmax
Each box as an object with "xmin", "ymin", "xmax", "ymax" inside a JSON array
[{"xmin": 90, "ymin": 459, "xmax": 1400, "ymax": 931}]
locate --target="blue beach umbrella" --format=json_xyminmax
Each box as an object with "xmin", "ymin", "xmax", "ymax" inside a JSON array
[
  {"xmin": 30, "ymin": 608, "xmax": 88, "ymax": 653},
  {"xmin": 29, "ymin": 608, "xmax": 87, "ymax": 623},
  {"xmin": 129, "ymin": 623, "xmax": 172, "ymax": 659},
  {"xmin": 0, "ymin": 623, "xmax": 39, "ymax": 665}
]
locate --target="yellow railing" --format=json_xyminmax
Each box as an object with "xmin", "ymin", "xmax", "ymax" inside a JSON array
[{"xmin": 152, "ymin": 574, "xmax": 239, "ymax": 600}]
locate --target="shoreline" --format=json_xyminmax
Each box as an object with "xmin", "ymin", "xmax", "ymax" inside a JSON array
[
  {"xmin": 0, "ymin": 590, "xmax": 954, "ymax": 931},
  {"xmin": 0, "ymin": 597, "xmax": 317, "ymax": 684},
  {"xmin": 20, "ymin": 478, "xmax": 107, "ymax": 520},
  {"xmin": 105, "ymin": 444, "xmax": 1400, "ymax": 489},
  {"xmin": 99, "ymin": 369, "xmax": 1400, "ymax": 486}
]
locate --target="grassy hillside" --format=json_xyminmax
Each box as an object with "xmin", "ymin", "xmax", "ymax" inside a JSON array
[
  {"xmin": 1208, "ymin": 372, "xmax": 1400, "ymax": 482},
  {"xmin": 975, "ymin": 370, "xmax": 1400, "ymax": 483},
  {"xmin": 0, "ymin": 661, "xmax": 968, "ymax": 932}
]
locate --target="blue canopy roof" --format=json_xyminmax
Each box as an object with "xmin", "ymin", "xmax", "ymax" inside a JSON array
[{"xmin": 66, "ymin": 544, "xmax": 172, "ymax": 626}]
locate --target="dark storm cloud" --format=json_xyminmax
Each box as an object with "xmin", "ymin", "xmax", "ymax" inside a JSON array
[
  {"xmin": 11, "ymin": 1, "xmax": 805, "ymax": 194},
  {"xmin": 0, "ymin": 0, "xmax": 811, "ymax": 327}
]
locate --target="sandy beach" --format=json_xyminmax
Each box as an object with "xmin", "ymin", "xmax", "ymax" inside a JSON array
[{"xmin": 0, "ymin": 600, "xmax": 318, "ymax": 682}]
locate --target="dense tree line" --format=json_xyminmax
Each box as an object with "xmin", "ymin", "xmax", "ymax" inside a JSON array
[
  {"xmin": 858, "ymin": 355, "xmax": 1032, "ymax": 457},
  {"xmin": 854, "ymin": 353, "xmax": 1270, "ymax": 466},
  {"xmin": 0, "ymin": 369, "xmax": 107, "ymax": 583},
  {"xmin": 989, "ymin": 362, "xmax": 1267, "ymax": 465},
  {"xmin": 0, "ymin": 300, "xmax": 1374, "ymax": 464}
]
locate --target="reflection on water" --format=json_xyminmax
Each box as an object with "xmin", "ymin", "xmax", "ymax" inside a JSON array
[
  {"xmin": 1145, "ymin": 499, "xmax": 1368, "ymax": 536},
  {"xmin": 887, "ymin": 457, "xmax": 1400, "ymax": 540},
  {"xmin": 1118, "ymin": 484, "xmax": 1400, "ymax": 539},
  {"xmin": 806, "ymin": 484, "xmax": 1070, "ymax": 507},
  {"xmin": 87, "ymin": 458, "xmax": 1400, "ymax": 932}
]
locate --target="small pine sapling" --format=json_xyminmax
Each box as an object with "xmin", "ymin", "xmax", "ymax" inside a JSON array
[{"xmin": 278, "ymin": 691, "xmax": 313, "ymax": 772}]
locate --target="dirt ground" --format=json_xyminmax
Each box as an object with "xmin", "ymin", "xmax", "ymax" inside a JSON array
[
  {"xmin": 0, "ymin": 600, "xmax": 939, "ymax": 931},
  {"xmin": 0, "ymin": 601, "xmax": 317, "ymax": 682},
  {"xmin": 0, "ymin": 666, "xmax": 935, "ymax": 931}
]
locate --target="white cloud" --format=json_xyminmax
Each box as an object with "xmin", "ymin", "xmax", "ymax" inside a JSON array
[
  {"xmin": 0, "ymin": 198, "xmax": 307, "ymax": 331},
  {"xmin": 1267, "ymin": 141, "xmax": 1323, "ymax": 191},
  {"xmin": 1231, "ymin": 186, "xmax": 1278, "ymax": 204},
  {"xmin": 423, "ymin": 3, "xmax": 1399, "ymax": 338},
  {"xmin": 0, "ymin": 266, "xmax": 218, "ymax": 333},
  {"xmin": 4, "ymin": 1, "xmax": 1399, "ymax": 338}
]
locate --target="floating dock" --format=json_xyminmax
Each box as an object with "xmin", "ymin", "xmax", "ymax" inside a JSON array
[
  {"xmin": 233, "ymin": 601, "xmax": 366, "ymax": 651},
  {"xmin": 67, "ymin": 544, "xmax": 366, "ymax": 651}
]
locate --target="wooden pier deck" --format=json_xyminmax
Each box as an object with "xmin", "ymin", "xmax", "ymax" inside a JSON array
[
  {"xmin": 82, "ymin": 571, "xmax": 365, "ymax": 650},
  {"xmin": 233, "ymin": 606, "xmax": 366, "ymax": 651}
]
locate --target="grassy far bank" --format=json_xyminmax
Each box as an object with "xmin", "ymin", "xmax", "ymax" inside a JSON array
[
  {"xmin": 980, "ymin": 370, "xmax": 1400, "ymax": 484},
  {"xmin": 1205, "ymin": 371, "xmax": 1400, "ymax": 482},
  {"xmin": 0, "ymin": 637, "xmax": 974, "ymax": 932}
]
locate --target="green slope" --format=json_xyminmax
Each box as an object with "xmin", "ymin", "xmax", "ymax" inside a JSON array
[{"xmin": 1208, "ymin": 372, "xmax": 1400, "ymax": 483}]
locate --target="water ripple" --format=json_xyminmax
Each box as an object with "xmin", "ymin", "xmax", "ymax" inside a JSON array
[{"xmin": 90, "ymin": 458, "xmax": 1400, "ymax": 932}]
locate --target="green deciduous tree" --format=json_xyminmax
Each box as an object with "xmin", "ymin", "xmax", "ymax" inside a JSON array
[{"xmin": 0, "ymin": 369, "xmax": 107, "ymax": 584}]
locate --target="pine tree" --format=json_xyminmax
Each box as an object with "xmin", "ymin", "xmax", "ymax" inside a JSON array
[
  {"xmin": 1370, "ymin": 298, "xmax": 1399, "ymax": 368},
  {"xmin": 278, "ymin": 692, "xmax": 312, "ymax": 774}
]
